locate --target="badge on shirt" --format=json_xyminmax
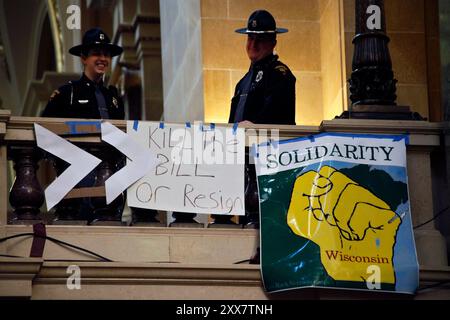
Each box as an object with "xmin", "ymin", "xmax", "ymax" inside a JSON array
[
  {"xmin": 256, "ymin": 70, "xmax": 264, "ymax": 83},
  {"xmin": 112, "ymin": 97, "xmax": 118, "ymax": 108},
  {"xmin": 49, "ymin": 90, "xmax": 60, "ymax": 101}
]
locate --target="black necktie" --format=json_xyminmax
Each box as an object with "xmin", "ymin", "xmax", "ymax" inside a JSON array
[
  {"xmin": 95, "ymin": 86, "xmax": 110, "ymax": 119},
  {"xmin": 234, "ymin": 68, "xmax": 254, "ymax": 122}
]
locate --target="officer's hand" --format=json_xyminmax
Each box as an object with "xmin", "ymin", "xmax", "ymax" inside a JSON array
[
  {"xmin": 286, "ymin": 165, "xmax": 401, "ymax": 284},
  {"xmin": 239, "ymin": 120, "xmax": 254, "ymax": 125}
]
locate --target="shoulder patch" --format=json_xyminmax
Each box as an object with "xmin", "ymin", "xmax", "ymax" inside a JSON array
[
  {"xmin": 274, "ymin": 65, "xmax": 288, "ymax": 75},
  {"xmin": 49, "ymin": 90, "xmax": 60, "ymax": 101}
]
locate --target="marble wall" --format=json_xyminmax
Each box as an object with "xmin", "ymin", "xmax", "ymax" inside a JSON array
[
  {"xmin": 200, "ymin": 0, "xmax": 442, "ymax": 124},
  {"xmin": 201, "ymin": 0, "xmax": 323, "ymax": 125},
  {"xmin": 160, "ymin": 0, "xmax": 205, "ymax": 122}
]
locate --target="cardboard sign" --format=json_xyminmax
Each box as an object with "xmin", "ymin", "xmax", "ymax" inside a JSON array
[{"xmin": 127, "ymin": 121, "xmax": 245, "ymax": 215}]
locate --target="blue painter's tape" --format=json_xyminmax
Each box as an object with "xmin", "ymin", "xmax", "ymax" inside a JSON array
[
  {"xmin": 66, "ymin": 122, "xmax": 77, "ymax": 134},
  {"xmin": 159, "ymin": 122, "xmax": 165, "ymax": 129},
  {"xmin": 232, "ymin": 122, "xmax": 239, "ymax": 135},
  {"xmin": 199, "ymin": 123, "xmax": 216, "ymax": 132},
  {"xmin": 186, "ymin": 122, "xmax": 191, "ymax": 128},
  {"xmin": 392, "ymin": 134, "xmax": 410, "ymax": 145},
  {"xmin": 249, "ymin": 143, "xmax": 259, "ymax": 158},
  {"xmin": 404, "ymin": 134, "xmax": 410, "ymax": 145},
  {"xmin": 200, "ymin": 123, "xmax": 212, "ymax": 132},
  {"xmin": 65, "ymin": 121, "xmax": 101, "ymax": 134},
  {"xmin": 270, "ymin": 139, "xmax": 279, "ymax": 149},
  {"xmin": 133, "ymin": 120, "xmax": 139, "ymax": 131}
]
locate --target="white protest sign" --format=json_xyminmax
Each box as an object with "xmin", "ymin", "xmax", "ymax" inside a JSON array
[
  {"xmin": 101, "ymin": 122, "xmax": 158, "ymax": 204},
  {"xmin": 126, "ymin": 121, "xmax": 246, "ymax": 215},
  {"xmin": 34, "ymin": 123, "xmax": 101, "ymax": 210}
]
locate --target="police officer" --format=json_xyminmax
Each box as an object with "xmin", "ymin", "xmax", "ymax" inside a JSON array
[
  {"xmin": 229, "ymin": 10, "xmax": 296, "ymax": 125},
  {"xmin": 41, "ymin": 28, "xmax": 124, "ymax": 119},
  {"xmin": 41, "ymin": 28, "xmax": 125, "ymax": 223}
]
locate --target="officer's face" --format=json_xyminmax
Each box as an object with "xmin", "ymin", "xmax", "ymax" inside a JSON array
[
  {"xmin": 246, "ymin": 34, "xmax": 276, "ymax": 63},
  {"xmin": 81, "ymin": 48, "xmax": 112, "ymax": 79}
]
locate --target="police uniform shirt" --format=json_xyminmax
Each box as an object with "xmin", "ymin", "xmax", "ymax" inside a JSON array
[
  {"xmin": 41, "ymin": 73, "xmax": 125, "ymax": 120},
  {"xmin": 229, "ymin": 54, "xmax": 296, "ymax": 125}
]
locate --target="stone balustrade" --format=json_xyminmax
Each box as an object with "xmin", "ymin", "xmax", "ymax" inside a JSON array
[{"xmin": 1, "ymin": 111, "xmax": 450, "ymax": 299}]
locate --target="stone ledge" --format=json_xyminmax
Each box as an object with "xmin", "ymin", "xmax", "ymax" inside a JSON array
[
  {"xmin": 0, "ymin": 110, "xmax": 10, "ymax": 140},
  {"xmin": 4, "ymin": 225, "xmax": 259, "ymax": 265},
  {"xmin": 322, "ymin": 119, "xmax": 445, "ymax": 148},
  {"xmin": 4, "ymin": 224, "xmax": 258, "ymax": 236},
  {"xmin": 0, "ymin": 257, "xmax": 43, "ymax": 274},
  {"xmin": 3, "ymin": 117, "xmax": 445, "ymax": 147},
  {"xmin": 36, "ymin": 261, "xmax": 261, "ymax": 285},
  {"xmin": 0, "ymin": 257, "xmax": 43, "ymax": 297},
  {"xmin": 321, "ymin": 119, "xmax": 445, "ymax": 135},
  {"xmin": 419, "ymin": 265, "xmax": 450, "ymax": 282},
  {"xmin": 2, "ymin": 258, "xmax": 450, "ymax": 299}
]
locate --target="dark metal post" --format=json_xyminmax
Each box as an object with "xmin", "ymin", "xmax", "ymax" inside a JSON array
[
  {"xmin": 350, "ymin": 0, "xmax": 396, "ymax": 106},
  {"xmin": 339, "ymin": 0, "xmax": 424, "ymax": 120}
]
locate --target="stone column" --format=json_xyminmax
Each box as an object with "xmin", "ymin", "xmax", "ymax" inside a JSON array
[
  {"xmin": 0, "ymin": 111, "xmax": 10, "ymax": 227},
  {"xmin": 110, "ymin": 0, "xmax": 141, "ymax": 119},
  {"xmin": 56, "ymin": 0, "xmax": 82, "ymax": 73},
  {"xmin": 159, "ymin": 0, "xmax": 204, "ymax": 122},
  {"xmin": 408, "ymin": 147, "xmax": 448, "ymax": 266},
  {"xmin": 441, "ymin": 124, "xmax": 450, "ymax": 259},
  {"xmin": 134, "ymin": 1, "xmax": 163, "ymax": 121}
]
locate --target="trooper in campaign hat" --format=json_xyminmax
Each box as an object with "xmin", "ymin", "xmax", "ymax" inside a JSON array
[
  {"xmin": 41, "ymin": 28, "xmax": 125, "ymax": 222},
  {"xmin": 229, "ymin": 11, "xmax": 296, "ymax": 257},
  {"xmin": 42, "ymin": 27, "xmax": 124, "ymax": 120},
  {"xmin": 229, "ymin": 9, "xmax": 295, "ymax": 125}
]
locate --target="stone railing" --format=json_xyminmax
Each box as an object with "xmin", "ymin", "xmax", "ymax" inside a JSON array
[
  {"xmin": 1, "ymin": 111, "xmax": 450, "ymax": 299},
  {"xmin": 4, "ymin": 115, "xmax": 129, "ymax": 226},
  {"xmin": 0, "ymin": 112, "xmax": 319, "ymax": 229}
]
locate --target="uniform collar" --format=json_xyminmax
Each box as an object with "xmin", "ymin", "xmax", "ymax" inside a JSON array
[
  {"xmin": 251, "ymin": 53, "xmax": 278, "ymax": 69},
  {"xmin": 80, "ymin": 73, "xmax": 105, "ymax": 88}
]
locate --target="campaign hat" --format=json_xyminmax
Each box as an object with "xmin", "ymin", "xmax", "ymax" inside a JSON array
[
  {"xmin": 235, "ymin": 10, "xmax": 288, "ymax": 34},
  {"xmin": 69, "ymin": 28, "xmax": 123, "ymax": 57}
]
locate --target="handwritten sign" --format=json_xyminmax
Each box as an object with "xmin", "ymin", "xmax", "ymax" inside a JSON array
[{"xmin": 127, "ymin": 122, "xmax": 245, "ymax": 215}]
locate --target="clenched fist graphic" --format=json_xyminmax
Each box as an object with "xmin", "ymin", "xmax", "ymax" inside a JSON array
[{"xmin": 287, "ymin": 165, "xmax": 401, "ymax": 284}]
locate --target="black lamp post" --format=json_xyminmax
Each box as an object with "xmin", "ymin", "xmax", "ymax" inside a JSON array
[{"xmin": 339, "ymin": 0, "xmax": 424, "ymax": 120}]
